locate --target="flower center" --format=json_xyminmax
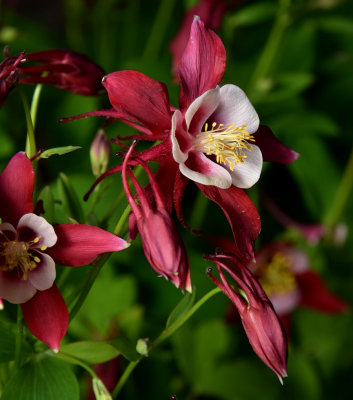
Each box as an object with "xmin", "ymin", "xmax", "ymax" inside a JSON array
[
  {"xmin": 258, "ymin": 253, "xmax": 296, "ymax": 296},
  {"xmin": 194, "ymin": 122, "xmax": 255, "ymax": 171},
  {"xmin": 0, "ymin": 237, "xmax": 43, "ymax": 280}
]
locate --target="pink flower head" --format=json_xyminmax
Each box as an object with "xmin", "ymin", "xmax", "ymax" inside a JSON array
[
  {"xmin": 122, "ymin": 142, "xmax": 191, "ymax": 292},
  {"xmin": 0, "ymin": 49, "xmax": 26, "ymax": 108},
  {"xmin": 0, "ymin": 152, "xmax": 128, "ymax": 350},
  {"xmin": 206, "ymin": 252, "xmax": 288, "ymax": 383},
  {"xmin": 19, "ymin": 49, "xmax": 105, "ymax": 96},
  {"xmin": 252, "ymin": 241, "xmax": 349, "ymax": 317}
]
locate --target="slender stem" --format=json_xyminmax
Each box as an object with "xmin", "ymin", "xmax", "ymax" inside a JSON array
[
  {"xmin": 30, "ymin": 84, "xmax": 43, "ymax": 132},
  {"xmin": 111, "ymin": 287, "xmax": 221, "ymax": 397},
  {"xmin": 247, "ymin": 0, "xmax": 292, "ymax": 94},
  {"xmin": 20, "ymin": 89, "xmax": 36, "ymax": 159},
  {"xmin": 113, "ymin": 204, "xmax": 131, "ymax": 236},
  {"xmin": 14, "ymin": 305, "xmax": 24, "ymax": 370},
  {"xmin": 143, "ymin": 0, "xmax": 177, "ymax": 60},
  {"xmin": 324, "ymin": 142, "xmax": 353, "ymax": 226}
]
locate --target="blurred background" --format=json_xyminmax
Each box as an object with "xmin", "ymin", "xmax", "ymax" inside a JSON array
[{"xmin": 0, "ymin": 0, "xmax": 353, "ymax": 399}]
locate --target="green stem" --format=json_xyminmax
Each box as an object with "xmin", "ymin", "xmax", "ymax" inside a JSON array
[
  {"xmin": 14, "ymin": 306, "xmax": 24, "ymax": 370},
  {"xmin": 143, "ymin": 0, "xmax": 177, "ymax": 60},
  {"xmin": 247, "ymin": 0, "xmax": 292, "ymax": 95},
  {"xmin": 324, "ymin": 142, "xmax": 353, "ymax": 226},
  {"xmin": 112, "ymin": 287, "xmax": 221, "ymax": 397},
  {"xmin": 30, "ymin": 84, "xmax": 43, "ymax": 133},
  {"xmin": 20, "ymin": 89, "xmax": 36, "ymax": 159}
]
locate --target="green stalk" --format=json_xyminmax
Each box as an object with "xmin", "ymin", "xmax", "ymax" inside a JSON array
[
  {"xmin": 247, "ymin": 0, "xmax": 292, "ymax": 95},
  {"xmin": 112, "ymin": 287, "xmax": 221, "ymax": 397},
  {"xmin": 14, "ymin": 306, "xmax": 24, "ymax": 370},
  {"xmin": 324, "ymin": 142, "xmax": 353, "ymax": 227},
  {"xmin": 20, "ymin": 89, "xmax": 36, "ymax": 159},
  {"xmin": 30, "ymin": 84, "xmax": 43, "ymax": 133},
  {"xmin": 143, "ymin": 0, "xmax": 177, "ymax": 60}
]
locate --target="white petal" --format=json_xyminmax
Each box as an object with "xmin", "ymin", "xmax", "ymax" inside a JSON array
[
  {"xmin": 284, "ymin": 249, "xmax": 309, "ymax": 274},
  {"xmin": 179, "ymin": 151, "xmax": 232, "ymax": 189},
  {"xmin": 185, "ymin": 87, "xmax": 220, "ymax": 133},
  {"xmin": 28, "ymin": 252, "xmax": 56, "ymax": 290},
  {"xmin": 0, "ymin": 271, "xmax": 37, "ymax": 304},
  {"xmin": 17, "ymin": 213, "xmax": 57, "ymax": 248},
  {"xmin": 270, "ymin": 289, "xmax": 301, "ymax": 316},
  {"xmin": 229, "ymin": 144, "xmax": 263, "ymax": 189},
  {"xmin": 211, "ymin": 84, "xmax": 259, "ymax": 134},
  {"xmin": 171, "ymin": 110, "xmax": 191, "ymax": 163},
  {"xmin": 0, "ymin": 223, "xmax": 16, "ymax": 240}
]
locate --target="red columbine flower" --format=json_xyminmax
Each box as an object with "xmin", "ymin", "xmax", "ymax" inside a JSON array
[
  {"xmin": 122, "ymin": 142, "xmax": 191, "ymax": 292},
  {"xmin": 206, "ymin": 252, "xmax": 288, "ymax": 383},
  {"xmin": 0, "ymin": 152, "xmax": 128, "ymax": 350},
  {"xmin": 18, "ymin": 49, "xmax": 105, "ymax": 96},
  {"xmin": 0, "ymin": 49, "xmax": 26, "ymax": 108}
]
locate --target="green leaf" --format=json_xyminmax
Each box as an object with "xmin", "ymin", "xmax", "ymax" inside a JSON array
[
  {"xmin": 57, "ymin": 172, "xmax": 85, "ymax": 223},
  {"xmin": 166, "ymin": 287, "xmax": 196, "ymax": 329},
  {"xmin": 38, "ymin": 146, "xmax": 81, "ymax": 159},
  {"xmin": 111, "ymin": 336, "xmax": 139, "ymax": 362},
  {"xmin": 38, "ymin": 185, "xmax": 55, "ymax": 223},
  {"xmin": 225, "ymin": 2, "xmax": 277, "ymax": 29},
  {"xmin": 1, "ymin": 355, "xmax": 79, "ymax": 400},
  {"xmin": 0, "ymin": 320, "xmax": 31, "ymax": 363},
  {"xmin": 60, "ymin": 341, "xmax": 120, "ymax": 365}
]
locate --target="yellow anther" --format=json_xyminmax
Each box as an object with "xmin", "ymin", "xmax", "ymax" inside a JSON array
[
  {"xmin": 258, "ymin": 252, "xmax": 296, "ymax": 296},
  {"xmin": 40, "ymin": 245, "xmax": 47, "ymax": 251},
  {"xmin": 195, "ymin": 122, "xmax": 255, "ymax": 170}
]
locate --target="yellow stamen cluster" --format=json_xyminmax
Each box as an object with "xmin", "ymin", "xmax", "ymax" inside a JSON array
[
  {"xmin": 195, "ymin": 122, "xmax": 255, "ymax": 170},
  {"xmin": 0, "ymin": 236, "xmax": 42, "ymax": 280},
  {"xmin": 258, "ymin": 252, "xmax": 296, "ymax": 296}
]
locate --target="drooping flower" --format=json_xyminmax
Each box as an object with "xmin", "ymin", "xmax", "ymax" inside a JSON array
[
  {"xmin": 206, "ymin": 252, "xmax": 288, "ymax": 383},
  {"xmin": 122, "ymin": 142, "xmax": 191, "ymax": 292},
  {"xmin": 19, "ymin": 49, "xmax": 105, "ymax": 96},
  {"xmin": 0, "ymin": 49, "xmax": 26, "ymax": 108},
  {"xmin": 0, "ymin": 152, "xmax": 128, "ymax": 350}
]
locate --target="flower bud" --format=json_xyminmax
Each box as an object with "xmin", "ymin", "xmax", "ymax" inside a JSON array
[
  {"xmin": 0, "ymin": 50, "xmax": 25, "ymax": 108},
  {"xmin": 206, "ymin": 253, "xmax": 288, "ymax": 383},
  {"xmin": 90, "ymin": 130, "xmax": 111, "ymax": 177}
]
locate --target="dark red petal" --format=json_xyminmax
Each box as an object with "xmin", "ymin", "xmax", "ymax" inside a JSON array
[
  {"xmin": 254, "ymin": 126, "xmax": 299, "ymax": 164},
  {"xmin": 103, "ymin": 70, "xmax": 172, "ymax": 135},
  {"xmin": 48, "ymin": 224, "xmax": 127, "ymax": 266},
  {"xmin": 296, "ymin": 270, "xmax": 349, "ymax": 313},
  {"xmin": 197, "ymin": 184, "xmax": 260, "ymax": 261},
  {"xmin": 178, "ymin": 16, "xmax": 226, "ymax": 110},
  {"xmin": 20, "ymin": 285, "xmax": 68, "ymax": 350},
  {"xmin": 0, "ymin": 152, "xmax": 34, "ymax": 225}
]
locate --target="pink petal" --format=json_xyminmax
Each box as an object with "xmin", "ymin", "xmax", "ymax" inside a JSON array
[
  {"xmin": 21, "ymin": 285, "xmax": 69, "ymax": 350},
  {"xmin": 253, "ymin": 126, "xmax": 299, "ymax": 164},
  {"xmin": 229, "ymin": 144, "xmax": 263, "ymax": 189},
  {"xmin": 178, "ymin": 16, "xmax": 226, "ymax": 110},
  {"xmin": 212, "ymin": 84, "xmax": 259, "ymax": 134},
  {"xmin": 0, "ymin": 270, "xmax": 36, "ymax": 304},
  {"xmin": 283, "ymin": 248, "xmax": 309, "ymax": 274},
  {"xmin": 171, "ymin": 110, "xmax": 193, "ymax": 163},
  {"xmin": 296, "ymin": 271, "xmax": 349, "ymax": 313},
  {"xmin": 270, "ymin": 289, "xmax": 301, "ymax": 316},
  {"xmin": 181, "ymin": 151, "xmax": 232, "ymax": 189},
  {"xmin": 48, "ymin": 224, "xmax": 128, "ymax": 266},
  {"xmin": 28, "ymin": 252, "xmax": 56, "ymax": 290},
  {"xmin": 185, "ymin": 87, "xmax": 220, "ymax": 134},
  {"xmin": 17, "ymin": 213, "xmax": 57, "ymax": 248},
  {"xmin": 0, "ymin": 152, "xmax": 34, "ymax": 226},
  {"xmin": 197, "ymin": 184, "xmax": 261, "ymax": 261},
  {"xmin": 103, "ymin": 70, "xmax": 171, "ymax": 135}
]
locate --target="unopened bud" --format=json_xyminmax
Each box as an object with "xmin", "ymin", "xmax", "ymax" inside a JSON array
[{"xmin": 90, "ymin": 130, "xmax": 110, "ymax": 177}]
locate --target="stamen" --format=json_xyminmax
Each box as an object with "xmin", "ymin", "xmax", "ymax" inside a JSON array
[
  {"xmin": 195, "ymin": 122, "xmax": 255, "ymax": 171},
  {"xmin": 258, "ymin": 253, "xmax": 296, "ymax": 296}
]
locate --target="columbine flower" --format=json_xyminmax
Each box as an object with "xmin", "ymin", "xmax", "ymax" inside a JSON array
[
  {"xmin": 122, "ymin": 142, "xmax": 191, "ymax": 292},
  {"xmin": 19, "ymin": 49, "xmax": 105, "ymax": 96},
  {"xmin": 0, "ymin": 152, "xmax": 128, "ymax": 350},
  {"xmin": 206, "ymin": 252, "xmax": 288, "ymax": 383},
  {"xmin": 252, "ymin": 242, "xmax": 348, "ymax": 320},
  {"xmin": 0, "ymin": 49, "xmax": 26, "ymax": 108},
  {"xmin": 62, "ymin": 16, "xmax": 297, "ymax": 261}
]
